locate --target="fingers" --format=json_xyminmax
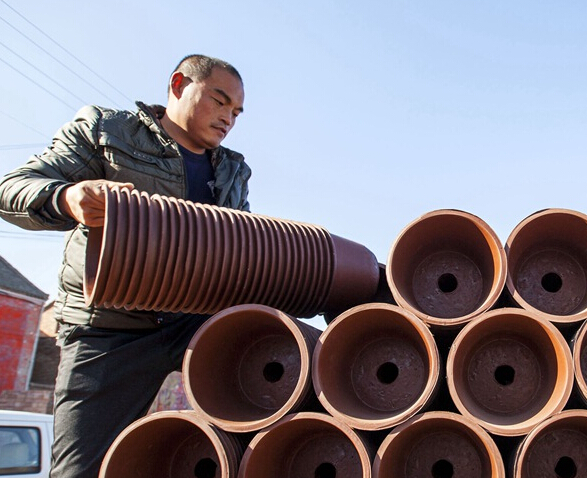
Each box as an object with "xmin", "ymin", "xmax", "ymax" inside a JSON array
[
  {"xmin": 58, "ymin": 180, "xmax": 135, "ymax": 227},
  {"xmin": 108, "ymin": 181, "xmax": 135, "ymax": 192}
]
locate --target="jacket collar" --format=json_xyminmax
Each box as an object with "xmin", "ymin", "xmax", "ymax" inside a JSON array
[{"xmin": 135, "ymin": 101, "xmax": 242, "ymax": 163}]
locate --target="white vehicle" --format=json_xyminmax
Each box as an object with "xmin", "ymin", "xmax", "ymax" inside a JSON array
[{"xmin": 0, "ymin": 410, "xmax": 53, "ymax": 478}]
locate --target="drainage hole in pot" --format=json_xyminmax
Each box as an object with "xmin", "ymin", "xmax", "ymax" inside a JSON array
[
  {"xmin": 315, "ymin": 462, "xmax": 336, "ymax": 478},
  {"xmin": 542, "ymin": 272, "xmax": 563, "ymax": 293},
  {"xmin": 555, "ymin": 456, "xmax": 577, "ymax": 478},
  {"xmin": 377, "ymin": 362, "xmax": 399, "ymax": 384},
  {"xmin": 494, "ymin": 365, "xmax": 515, "ymax": 386},
  {"xmin": 194, "ymin": 458, "xmax": 217, "ymax": 478},
  {"xmin": 438, "ymin": 273, "xmax": 458, "ymax": 293},
  {"xmin": 263, "ymin": 361, "xmax": 284, "ymax": 383},
  {"xmin": 431, "ymin": 459, "xmax": 454, "ymax": 478}
]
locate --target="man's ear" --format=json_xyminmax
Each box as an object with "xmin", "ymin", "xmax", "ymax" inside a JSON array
[{"xmin": 169, "ymin": 72, "xmax": 189, "ymax": 99}]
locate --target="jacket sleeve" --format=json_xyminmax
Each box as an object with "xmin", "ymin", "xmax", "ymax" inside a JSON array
[{"xmin": 0, "ymin": 106, "xmax": 106, "ymax": 231}]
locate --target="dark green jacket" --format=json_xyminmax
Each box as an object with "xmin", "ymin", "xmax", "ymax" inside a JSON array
[{"xmin": 0, "ymin": 102, "xmax": 251, "ymax": 328}]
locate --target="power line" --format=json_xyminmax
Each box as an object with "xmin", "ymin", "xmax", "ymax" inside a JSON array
[
  {"xmin": 0, "ymin": 109, "xmax": 49, "ymax": 139},
  {"xmin": 0, "ymin": 38, "xmax": 89, "ymax": 105},
  {"xmin": 0, "ymin": 229, "xmax": 64, "ymax": 240},
  {"xmin": 0, "ymin": 56, "xmax": 76, "ymax": 111},
  {"xmin": 0, "ymin": 55, "xmax": 78, "ymax": 111},
  {"xmin": 0, "ymin": 13, "xmax": 125, "ymax": 108},
  {"xmin": 0, "ymin": 143, "xmax": 48, "ymax": 151},
  {"xmin": 1, "ymin": 0, "xmax": 133, "ymax": 105}
]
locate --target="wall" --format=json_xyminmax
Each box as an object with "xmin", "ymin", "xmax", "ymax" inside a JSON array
[{"xmin": 0, "ymin": 293, "xmax": 44, "ymax": 391}]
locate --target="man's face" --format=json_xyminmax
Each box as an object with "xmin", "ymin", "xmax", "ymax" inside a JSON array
[{"xmin": 176, "ymin": 67, "xmax": 244, "ymax": 153}]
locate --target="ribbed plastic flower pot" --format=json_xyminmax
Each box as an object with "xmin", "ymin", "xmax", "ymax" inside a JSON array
[
  {"xmin": 84, "ymin": 186, "xmax": 380, "ymax": 318},
  {"xmin": 98, "ymin": 410, "xmax": 244, "ymax": 478},
  {"xmin": 447, "ymin": 308, "xmax": 573, "ymax": 436},
  {"xmin": 312, "ymin": 303, "xmax": 441, "ymax": 431},
  {"xmin": 512, "ymin": 409, "xmax": 587, "ymax": 478},
  {"xmin": 182, "ymin": 304, "xmax": 322, "ymax": 433},
  {"xmin": 237, "ymin": 412, "xmax": 373, "ymax": 478},
  {"xmin": 386, "ymin": 209, "xmax": 506, "ymax": 328},
  {"xmin": 505, "ymin": 208, "xmax": 587, "ymax": 324},
  {"xmin": 571, "ymin": 320, "xmax": 587, "ymax": 406},
  {"xmin": 372, "ymin": 411, "xmax": 505, "ymax": 478}
]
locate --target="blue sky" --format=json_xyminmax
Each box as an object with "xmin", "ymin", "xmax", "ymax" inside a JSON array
[{"xmin": 0, "ymin": 1, "xmax": 585, "ymax": 329}]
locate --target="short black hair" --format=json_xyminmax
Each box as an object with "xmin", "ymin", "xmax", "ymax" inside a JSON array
[{"xmin": 168, "ymin": 54, "xmax": 242, "ymax": 95}]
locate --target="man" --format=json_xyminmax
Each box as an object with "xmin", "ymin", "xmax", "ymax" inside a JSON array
[{"xmin": 0, "ymin": 54, "xmax": 251, "ymax": 477}]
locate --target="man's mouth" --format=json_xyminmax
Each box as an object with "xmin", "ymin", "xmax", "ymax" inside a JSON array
[{"xmin": 212, "ymin": 125, "xmax": 228, "ymax": 136}]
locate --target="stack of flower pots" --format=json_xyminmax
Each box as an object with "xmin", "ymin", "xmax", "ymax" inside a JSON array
[{"xmin": 93, "ymin": 188, "xmax": 587, "ymax": 478}]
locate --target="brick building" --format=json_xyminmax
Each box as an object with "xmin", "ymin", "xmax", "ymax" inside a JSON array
[
  {"xmin": 0, "ymin": 255, "xmax": 189, "ymax": 414},
  {"xmin": 0, "ymin": 255, "xmax": 51, "ymax": 412}
]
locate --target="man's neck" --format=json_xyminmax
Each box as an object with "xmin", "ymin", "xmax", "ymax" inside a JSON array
[{"xmin": 159, "ymin": 114, "xmax": 206, "ymax": 154}]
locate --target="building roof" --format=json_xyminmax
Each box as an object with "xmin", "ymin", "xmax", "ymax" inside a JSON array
[{"xmin": 0, "ymin": 256, "xmax": 48, "ymax": 301}]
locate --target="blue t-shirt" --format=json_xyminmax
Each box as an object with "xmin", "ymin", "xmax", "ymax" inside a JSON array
[
  {"xmin": 178, "ymin": 144, "xmax": 215, "ymax": 205},
  {"xmin": 157, "ymin": 145, "xmax": 216, "ymax": 324}
]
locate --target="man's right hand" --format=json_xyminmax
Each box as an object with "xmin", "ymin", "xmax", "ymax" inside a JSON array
[{"xmin": 58, "ymin": 180, "xmax": 134, "ymax": 228}]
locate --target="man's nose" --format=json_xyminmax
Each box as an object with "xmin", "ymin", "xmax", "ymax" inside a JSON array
[{"xmin": 219, "ymin": 110, "xmax": 232, "ymax": 126}]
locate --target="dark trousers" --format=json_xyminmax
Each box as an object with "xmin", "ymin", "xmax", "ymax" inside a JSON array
[{"xmin": 49, "ymin": 313, "xmax": 208, "ymax": 478}]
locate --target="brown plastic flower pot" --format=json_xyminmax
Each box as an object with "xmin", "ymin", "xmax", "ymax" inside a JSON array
[
  {"xmin": 386, "ymin": 209, "xmax": 507, "ymax": 328},
  {"xmin": 571, "ymin": 320, "xmax": 587, "ymax": 406},
  {"xmin": 512, "ymin": 409, "xmax": 587, "ymax": 478},
  {"xmin": 312, "ymin": 303, "xmax": 440, "ymax": 431},
  {"xmin": 447, "ymin": 308, "xmax": 573, "ymax": 436},
  {"xmin": 99, "ymin": 410, "xmax": 244, "ymax": 478},
  {"xmin": 373, "ymin": 411, "xmax": 505, "ymax": 478},
  {"xmin": 84, "ymin": 186, "xmax": 380, "ymax": 318},
  {"xmin": 182, "ymin": 304, "xmax": 322, "ymax": 433},
  {"xmin": 505, "ymin": 208, "xmax": 587, "ymax": 324},
  {"xmin": 237, "ymin": 412, "xmax": 373, "ymax": 478}
]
